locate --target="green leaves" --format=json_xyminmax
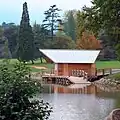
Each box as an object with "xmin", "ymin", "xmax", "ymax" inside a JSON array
[
  {"xmin": 63, "ymin": 10, "xmax": 77, "ymax": 41},
  {"xmin": 0, "ymin": 61, "xmax": 52, "ymax": 120},
  {"xmin": 80, "ymin": 0, "xmax": 120, "ymax": 60}
]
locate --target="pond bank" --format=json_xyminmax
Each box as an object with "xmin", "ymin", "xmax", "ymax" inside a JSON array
[{"xmin": 93, "ymin": 75, "xmax": 120, "ymax": 91}]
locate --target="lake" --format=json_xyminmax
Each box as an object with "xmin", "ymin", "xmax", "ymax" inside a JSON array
[{"xmin": 35, "ymin": 84, "xmax": 120, "ymax": 120}]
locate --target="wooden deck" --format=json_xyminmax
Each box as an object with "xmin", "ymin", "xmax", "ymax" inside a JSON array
[
  {"xmin": 31, "ymin": 68, "xmax": 120, "ymax": 86},
  {"xmin": 42, "ymin": 75, "xmax": 91, "ymax": 86},
  {"xmin": 68, "ymin": 76, "xmax": 91, "ymax": 84}
]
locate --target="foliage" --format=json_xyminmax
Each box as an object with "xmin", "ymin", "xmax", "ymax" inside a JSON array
[
  {"xmin": 56, "ymin": 21, "xmax": 66, "ymax": 37},
  {"xmin": 55, "ymin": 22, "xmax": 76, "ymax": 49},
  {"xmin": 3, "ymin": 23, "xmax": 19, "ymax": 58},
  {"xmin": 51, "ymin": 36, "xmax": 76, "ymax": 49},
  {"xmin": 76, "ymin": 31, "xmax": 101, "ymax": 50},
  {"xmin": 83, "ymin": 0, "xmax": 120, "ymax": 60},
  {"xmin": 3, "ymin": 38, "xmax": 11, "ymax": 58},
  {"xmin": 17, "ymin": 2, "xmax": 34, "ymax": 63},
  {"xmin": 33, "ymin": 22, "xmax": 47, "ymax": 62},
  {"xmin": 90, "ymin": 0, "xmax": 120, "ymax": 33},
  {"xmin": 63, "ymin": 10, "xmax": 76, "ymax": 41},
  {"xmin": 0, "ymin": 61, "xmax": 52, "ymax": 120},
  {"xmin": 115, "ymin": 44, "xmax": 120, "ymax": 61},
  {"xmin": 76, "ymin": 8, "xmax": 101, "ymax": 39},
  {"xmin": 76, "ymin": 11, "xmax": 86, "ymax": 39},
  {"xmin": 42, "ymin": 5, "xmax": 61, "ymax": 39},
  {"xmin": 0, "ymin": 27, "xmax": 12, "ymax": 58},
  {"xmin": 82, "ymin": 6, "xmax": 102, "ymax": 36},
  {"xmin": 33, "ymin": 22, "xmax": 46, "ymax": 49}
]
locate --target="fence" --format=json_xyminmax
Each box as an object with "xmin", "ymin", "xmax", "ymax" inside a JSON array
[{"xmin": 96, "ymin": 68, "xmax": 112, "ymax": 76}]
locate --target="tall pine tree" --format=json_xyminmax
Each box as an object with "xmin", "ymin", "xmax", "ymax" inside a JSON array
[
  {"xmin": 42, "ymin": 5, "xmax": 61, "ymax": 40},
  {"xmin": 17, "ymin": 2, "xmax": 34, "ymax": 63}
]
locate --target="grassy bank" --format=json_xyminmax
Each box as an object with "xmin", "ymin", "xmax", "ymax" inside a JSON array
[{"xmin": 107, "ymin": 73, "xmax": 120, "ymax": 81}]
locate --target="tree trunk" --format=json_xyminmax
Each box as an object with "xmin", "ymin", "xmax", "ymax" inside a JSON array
[
  {"xmin": 40, "ymin": 57, "xmax": 43, "ymax": 63},
  {"xmin": 51, "ymin": 13, "xmax": 54, "ymax": 41},
  {"xmin": 31, "ymin": 60, "xmax": 34, "ymax": 64}
]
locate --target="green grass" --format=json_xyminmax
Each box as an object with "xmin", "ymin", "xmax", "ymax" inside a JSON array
[
  {"xmin": 0, "ymin": 59, "xmax": 54, "ymax": 72},
  {"xmin": 1, "ymin": 59, "xmax": 120, "ymax": 72},
  {"xmin": 96, "ymin": 61, "xmax": 120, "ymax": 69}
]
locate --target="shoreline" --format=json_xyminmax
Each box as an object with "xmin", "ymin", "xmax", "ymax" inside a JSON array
[{"xmin": 93, "ymin": 77, "xmax": 120, "ymax": 92}]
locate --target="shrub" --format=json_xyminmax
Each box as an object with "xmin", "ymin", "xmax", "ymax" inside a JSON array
[{"xmin": 0, "ymin": 61, "xmax": 52, "ymax": 120}]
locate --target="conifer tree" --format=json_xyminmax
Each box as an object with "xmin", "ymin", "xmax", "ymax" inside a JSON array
[{"xmin": 17, "ymin": 2, "xmax": 34, "ymax": 63}]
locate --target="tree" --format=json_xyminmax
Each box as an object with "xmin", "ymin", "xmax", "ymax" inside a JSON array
[
  {"xmin": 0, "ymin": 27, "xmax": 11, "ymax": 58},
  {"xmin": 83, "ymin": 0, "xmax": 120, "ymax": 59},
  {"xmin": 98, "ymin": 31, "xmax": 117, "ymax": 60},
  {"xmin": 42, "ymin": 5, "xmax": 61, "ymax": 40},
  {"xmin": 3, "ymin": 38, "xmax": 12, "ymax": 58},
  {"xmin": 17, "ymin": 2, "xmax": 34, "ymax": 63},
  {"xmin": 76, "ymin": 11, "xmax": 86, "ymax": 39},
  {"xmin": 82, "ymin": 6, "xmax": 102, "ymax": 36},
  {"xmin": 64, "ymin": 10, "xmax": 76, "ymax": 41},
  {"xmin": 33, "ymin": 22, "xmax": 48, "ymax": 49},
  {"xmin": 90, "ymin": 0, "xmax": 120, "ymax": 33},
  {"xmin": 76, "ymin": 31, "xmax": 101, "ymax": 50},
  {"xmin": 56, "ymin": 21, "xmax": 66, "ymax": 37},
  {"xmin": 33, "ymin": 22, "xmax": 48, "ymax": 62},
  {"xmin": 76, "ymin": 8, "xmax": 101, "ymax": 40},
  {"xmin": 0, "ymin": 61, "xmax": 52, "ymax": 120},
  {"xmin": 3, "ymin": 23, "xmax": 19, "ymax": 58},
  {"xmin": 51, "ymin": 36, "xmax": 76, "ymax": 49}
]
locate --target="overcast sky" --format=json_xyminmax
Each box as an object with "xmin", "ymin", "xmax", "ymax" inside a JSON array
[{"xmin": 0, "ymin": 0, "xmax": 92, "ymax": 25}]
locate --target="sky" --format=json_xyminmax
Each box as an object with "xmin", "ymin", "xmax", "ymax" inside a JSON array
[{"xmin": 0, "ymin": 0, "xmax": 92, "ymax": 25}]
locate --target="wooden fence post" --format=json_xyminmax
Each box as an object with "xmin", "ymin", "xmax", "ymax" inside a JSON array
[
  {"xmin": 95, "ymin": 69, "xmax": 97, "ymax": 76},
  {"xmin": 110, "ymin": 68, "xmax": 112, "ymax": 75},
  {"xmin": 103, "ymin": 69, "xmax": 105, "ymax": 75}
]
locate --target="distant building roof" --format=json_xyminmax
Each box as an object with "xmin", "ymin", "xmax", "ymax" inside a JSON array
[{"xmin": 39, "ymin": 49, "xmax": 100, "ymax": 63}]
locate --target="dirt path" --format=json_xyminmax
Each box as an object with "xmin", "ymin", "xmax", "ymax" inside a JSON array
[{"xmin": 31, "ymin": 66, "xmax": 47, "ymax": 70}]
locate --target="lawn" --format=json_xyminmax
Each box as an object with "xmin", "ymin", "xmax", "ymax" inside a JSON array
[
  {"xmin": 1, "ymin": 59, "xmax": 120, "ymax": 72},
  {"xmin": 0, "ymin": 59, "xmax": 54, "ymax": 72},
  {"xmin": 96, "ymin": 61, "xmax": 120, "ymax": 69}
]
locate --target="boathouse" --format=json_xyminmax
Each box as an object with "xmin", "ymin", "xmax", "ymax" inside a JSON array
[{"xmin": 39, "ymin": 49, "xmax": 100, "ymax": 76}]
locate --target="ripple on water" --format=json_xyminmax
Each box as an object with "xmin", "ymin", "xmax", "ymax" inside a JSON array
[{"xmin": 38, "ymin": 93, "xmax": 115, "ymax": 120}]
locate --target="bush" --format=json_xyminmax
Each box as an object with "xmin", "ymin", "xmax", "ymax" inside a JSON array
[{"xmin": 0, "ymin": 61, "xmax": 52, "ymax": 120}]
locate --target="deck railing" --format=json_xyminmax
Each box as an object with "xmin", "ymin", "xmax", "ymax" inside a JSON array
[{"xmin": 71, "ymin": 70, "xmax": 88, "ymax": 79}]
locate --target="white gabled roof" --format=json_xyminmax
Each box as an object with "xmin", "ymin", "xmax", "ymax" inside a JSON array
[{"xmin": 39, "ymin": 49, "xmax": 100, "ymax": 63}]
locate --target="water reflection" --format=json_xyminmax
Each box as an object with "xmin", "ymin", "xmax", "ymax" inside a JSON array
[
  {"xmin": 35, "ymin": 84, "xmax": 120, "ymax": 120},
  {"xmin": 41, "ymin": 84, "xmax": 100, "ymax": 94}
]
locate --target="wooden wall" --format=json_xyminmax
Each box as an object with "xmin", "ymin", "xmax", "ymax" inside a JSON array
[{"xmin": 56, "ymin": 63, "xmax": 96, "ymax": 76}]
